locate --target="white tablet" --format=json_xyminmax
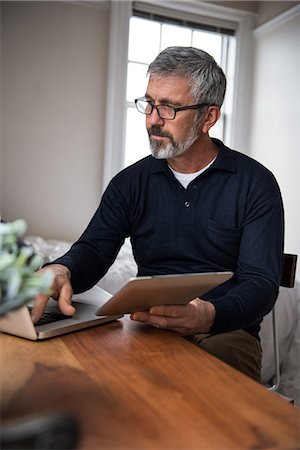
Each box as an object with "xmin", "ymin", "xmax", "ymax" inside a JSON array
[{"xmin": 96, "ymin": 271, "xmax": 233, "ymax": 316}]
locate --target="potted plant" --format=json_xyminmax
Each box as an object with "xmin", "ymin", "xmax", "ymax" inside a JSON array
[{"xmin": 0, "ymin": 219, "xmax": 53, "ymax": 316}]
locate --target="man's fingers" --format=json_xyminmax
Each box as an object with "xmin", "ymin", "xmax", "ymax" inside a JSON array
[
  {"xmin": 131, "ymin": 311, "xmax": 175, "ymax": 329},
  {"xmin": 131, "ymin": 305, "xmax": 191, "ymax": 328},
  {"xmin": 30, "ymin": 264, "xmax": 73, "ymax": 323},
  {"xmin": 31, "ymin": 293, "xmax": 51, "ymax": 324},
  {"xmin": 57, "ymin": 282, "xmax": 75, "ymax": 316},
  {"xmin": 32, "ymin": 281, "xmax": 74, "ymax": 324},
  {"xmin": 150, "ymin": 305, "xmax": 187, "ymax": 318},
  {"xmin": 130, "ymin": 311, "xmax": 151, "ymax": 322},
  {"xmin": 131, "ymin": 300, "xmax": 214, "ymax": 335}
]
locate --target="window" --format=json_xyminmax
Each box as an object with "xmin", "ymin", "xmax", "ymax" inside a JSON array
[{"xmin": 124, "ymin": 13, "xmax": 236, "ymax": 167}]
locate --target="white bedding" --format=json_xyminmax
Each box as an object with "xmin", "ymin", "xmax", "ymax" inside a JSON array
[{"xmin": 25, "ymin": 236, "xmax": 300, "ymax": 405}]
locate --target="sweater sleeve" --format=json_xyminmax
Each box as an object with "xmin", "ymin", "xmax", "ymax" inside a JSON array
[{"xmin": 207, "ymin": 179, "xmax": 284, "ymax": 334}]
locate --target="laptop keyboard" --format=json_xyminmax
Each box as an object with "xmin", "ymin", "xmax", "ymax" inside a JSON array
[{"xmin": 28, "ymin": 307, "xmax": 71, "ymax": 326}]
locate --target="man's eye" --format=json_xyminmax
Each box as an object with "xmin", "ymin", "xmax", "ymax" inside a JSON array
[{"xmin": 143, "ymin": 103, "xmax": 152, "ymax": 113}]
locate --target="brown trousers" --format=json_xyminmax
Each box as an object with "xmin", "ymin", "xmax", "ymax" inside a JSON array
[{"xmin": 186, "ymin": 329, "xmax": 262, "ymax": 382}]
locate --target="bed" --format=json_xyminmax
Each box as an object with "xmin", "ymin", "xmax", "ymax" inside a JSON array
[{"xmin": 25, "ymin": 235, "xmax": 300, "ymax": 406}]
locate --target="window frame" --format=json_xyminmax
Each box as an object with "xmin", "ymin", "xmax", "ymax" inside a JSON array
[{"xmin": 102, "ymin": 1, "xmax": 256, "ymax": 191}]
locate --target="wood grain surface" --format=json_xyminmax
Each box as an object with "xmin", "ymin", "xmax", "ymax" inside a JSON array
[{"xmin": 1, "ymin": 317, "xmax": 299, "ymax": 449}]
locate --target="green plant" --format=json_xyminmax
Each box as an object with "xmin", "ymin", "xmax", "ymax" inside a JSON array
[{"xmin": 0, "ymin": 219, "xmax": 53, "ymax": 316}]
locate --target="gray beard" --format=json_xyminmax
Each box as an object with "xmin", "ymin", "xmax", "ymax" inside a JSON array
[{"xmin": 148, "ymin": 117, "xmax": 200, "ymax": 160}]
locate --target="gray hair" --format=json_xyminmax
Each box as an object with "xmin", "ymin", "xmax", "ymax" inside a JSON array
[{"xmin": 147, "ymin": 46, "xmax": 226, "ymax": 108}]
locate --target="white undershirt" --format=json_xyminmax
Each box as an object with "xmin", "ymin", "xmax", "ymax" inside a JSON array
[{"xmin": 169, "ymin": 157, "xmax": 216, "ymax": 189}]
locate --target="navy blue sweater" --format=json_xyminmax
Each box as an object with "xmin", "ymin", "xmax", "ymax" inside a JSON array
[{"xmin": 54, "ymin": 139, "xmax": 284, "ymax": 337}]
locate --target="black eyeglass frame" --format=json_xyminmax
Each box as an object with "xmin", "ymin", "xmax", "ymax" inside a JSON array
[{"xmin": 134, "ymin": 97, "xmax": 211, "ymax": 120}]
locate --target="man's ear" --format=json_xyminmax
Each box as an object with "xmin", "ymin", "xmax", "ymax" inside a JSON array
[{"xmin": 201, "ymin": 106, "xmax": 221, "ymax": 134}]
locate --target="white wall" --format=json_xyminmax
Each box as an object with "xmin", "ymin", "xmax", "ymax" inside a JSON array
[
  {"xmin": 249, "ymin": 7, "xmax": 300, "ymax": 278},
  {"xmin": 1, "ymin": 1, "xmax": 110, "ymax": 240}
]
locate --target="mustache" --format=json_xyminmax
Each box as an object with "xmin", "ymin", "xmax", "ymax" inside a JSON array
[{"xmin": 147, "ymin": 126, "xmax": 173, "ymax": 140}]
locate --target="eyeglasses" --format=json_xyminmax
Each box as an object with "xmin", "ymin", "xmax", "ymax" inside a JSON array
[{"xmin": 135, "ymin": 98, "xmax": 210, "ymax": 120}]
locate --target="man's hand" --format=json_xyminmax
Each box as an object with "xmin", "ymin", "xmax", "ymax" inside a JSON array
[
  {"xmin": 130, "ymin": 298, "xmax": 216, "ymax": 335},
  {"xmin": 31, "ymin": 264, "xmax": 75, "ymax": 324}
]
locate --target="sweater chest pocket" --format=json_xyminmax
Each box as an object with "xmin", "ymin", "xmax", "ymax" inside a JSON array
[{"xmin": 208, "ymin": 219, "xmax": 242, "ymax": 258}]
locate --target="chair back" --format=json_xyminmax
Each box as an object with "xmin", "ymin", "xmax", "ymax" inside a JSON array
[{"xmin": 281, "ymin": 254, "xmax": 297, "ymax": 288}]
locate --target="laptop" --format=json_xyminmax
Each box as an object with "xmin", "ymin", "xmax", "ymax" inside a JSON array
[
  {"xmin": 97, "ymin": 271, "xmax": 233, "ymax": 316},
  {"xmin": 0, "ymin": 285, "xmax": 123, "ymax": 340}
]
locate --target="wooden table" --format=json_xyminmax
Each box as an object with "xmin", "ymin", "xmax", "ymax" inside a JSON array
[{"xmin": 1, "ymin": 317, "xmax": 299, "ymax": 449}]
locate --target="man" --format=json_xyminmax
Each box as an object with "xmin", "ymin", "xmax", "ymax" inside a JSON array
[{"xmin": 33, "ymin": 47, "xmax": 284, "ymax": 381}]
